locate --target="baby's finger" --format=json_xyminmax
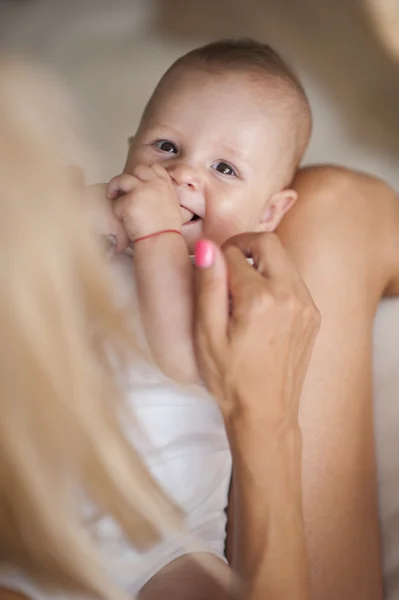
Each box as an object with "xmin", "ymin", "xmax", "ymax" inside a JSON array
[
  {"xmin": 107, "ymin": 173, "xmax": 138, "ymax": 199},
  {"xmin": 107, "ymin": 174, "xmax": 123, "ymax": 199},
  {"xmin": 150, "ymin": 162, "xmax": 171, "ymax": 181},
  {"xmin": 132, "ymin": 164, "xmax": 159, "ymax": 182}
]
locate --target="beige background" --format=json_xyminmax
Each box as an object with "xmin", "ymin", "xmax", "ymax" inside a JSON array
[
  {"xmin": 0, "ymin": 1, "xmax": 398, "ymax": 597},
  {"xmin": 2, "ymin": 0, "xmax": 399, "ymax": 186}
]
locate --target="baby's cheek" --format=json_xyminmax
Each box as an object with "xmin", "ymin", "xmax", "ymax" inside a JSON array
[{"xmin": 204, "ymin": 207, "xmax": 252, "ymax": 246}]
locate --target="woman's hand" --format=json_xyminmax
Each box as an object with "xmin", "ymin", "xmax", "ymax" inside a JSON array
[
  {"xmin": 194, "ymin": 232, "xmax": 318, "ymax": 600},
  {"xmin": 194, "ymin": 232, "xmax": 320, "ymax": 429}
]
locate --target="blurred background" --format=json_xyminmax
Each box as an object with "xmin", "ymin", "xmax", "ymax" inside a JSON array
[
  {"xmin": 0, "ymin": 0, "xmax": 398, "ymax": 596},
  {"xmin": 1, "ymin": 0, "xmax": 399, "ymax": 187}
]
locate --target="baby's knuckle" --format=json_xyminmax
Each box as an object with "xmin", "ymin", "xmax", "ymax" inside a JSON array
[
  {"xmin": 120, "ymin": 173, "xmax": 135, "ymax": 189},
  {"xmin": 120, "ymin": 195, "xmax": 138, "ymax": 215},
  {"xmin": 108, "ymin": 174, "xmax": 119, "ymax": 187},
  {"xmin": 132, "ymin": 164, "xmax": 145, "ymax": 175}
]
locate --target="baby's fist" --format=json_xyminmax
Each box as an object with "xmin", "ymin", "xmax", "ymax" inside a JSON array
[{"xmin": 108, "ymin": 164, "xmax": 182, "ymax": 241}]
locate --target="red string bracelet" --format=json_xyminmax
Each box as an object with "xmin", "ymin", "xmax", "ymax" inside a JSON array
[{"xmin": 133, "ymin": 229, "xmax": 182, "ymax": 244}]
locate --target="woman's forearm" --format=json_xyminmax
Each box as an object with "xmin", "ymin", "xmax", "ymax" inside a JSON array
[{"xmin": 228, "ymin": 413, "xmax": 310, "ymax": 600}]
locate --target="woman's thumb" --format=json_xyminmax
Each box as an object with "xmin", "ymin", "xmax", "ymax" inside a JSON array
[{"xmin": 194, "ymin": 240, "xmax": 228, "ymax": 349}]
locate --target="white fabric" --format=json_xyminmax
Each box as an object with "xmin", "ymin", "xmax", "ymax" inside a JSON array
[
  {"xmin": 0, "ymin": 252, "xmax": 231, "ymax": 598},
  {"xmin": 0, "ymin": 381, "xmax": 231, "ymax": 598}
]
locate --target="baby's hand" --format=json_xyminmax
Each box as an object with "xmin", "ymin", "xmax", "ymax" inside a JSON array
[
  {"xmin": 66, "ymin": 166, "xmax": 129, "ymax": 251},
  {"xmin": 86, "ymin": 183, "xmax": 129, "ymax": 252},
  {"xmin": 108, "ymin": 164, "xmax": 182, "ymax": 251}
]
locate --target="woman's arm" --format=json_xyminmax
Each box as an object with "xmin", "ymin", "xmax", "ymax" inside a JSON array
[
  {"xmin": 214, "ymin": 236, "xmax": 317, "ymax": 600},
  {"xmin": 227, "ymin": 416, "xmax": 309, "ymax": 599},
  {"xmin": 142, "ymin": 233, "xmax": 319, "ymax": 599},
  {"xmin": 141, "ymin": 428, "xmax": 308, "ymax": 600}
]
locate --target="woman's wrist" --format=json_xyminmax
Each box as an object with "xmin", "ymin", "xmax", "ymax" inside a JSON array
[
  {"xmin": 227, "ymin": 410, "xmax": 303, "ymax": 490},
  {"xmin": 230, "ymin": 421, "xmax": 309, "ymax": 599},
  {"xmin": 222, "ymin": 385, "xmax": 300, "ymax": 443}
]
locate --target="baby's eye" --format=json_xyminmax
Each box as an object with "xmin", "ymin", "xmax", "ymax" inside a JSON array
[
  {"xmin": 211, "ymin": 161, "xmax": 237, "ymax": 177},
  {"xmin": 153, "ymin": 140, "xmax": 178, "ymax": 154}
]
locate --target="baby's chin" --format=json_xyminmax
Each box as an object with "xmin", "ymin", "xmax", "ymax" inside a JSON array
[{"xmin": 181, "ymin": 218, "xmax": 203, "ymax": 255}]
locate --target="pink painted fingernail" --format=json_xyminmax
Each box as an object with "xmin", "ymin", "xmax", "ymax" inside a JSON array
[{"xmin": 195, "ymin": 240, "xmax": 215, "ymax": 268}]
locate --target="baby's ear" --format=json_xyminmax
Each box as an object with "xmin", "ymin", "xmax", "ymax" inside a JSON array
[{"xmin": 258, "ymin": 189, "xmax": 297, "ymax": 232}]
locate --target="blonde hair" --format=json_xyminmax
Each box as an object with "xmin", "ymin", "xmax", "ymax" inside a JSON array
[
  {"xmin": 365, "ymin": 0, "xmax": 399, "ymax": 61},
  {"xmin": 0, "ymin": 58, "xmax": 182, "ymax": 599}
]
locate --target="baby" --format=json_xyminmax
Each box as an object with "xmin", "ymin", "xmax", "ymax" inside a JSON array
[
  {"xmin": 102, "ymin": 37, "xmax": 312, "ymax": 384},
  {"xmin": 78, "ymin": 37, "xmax": 311, "ymax": 596}
]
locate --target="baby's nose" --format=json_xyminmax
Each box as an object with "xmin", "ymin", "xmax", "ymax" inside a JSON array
[{"xmin": 167, "ymin": 163, "xmax": 201, "ymax": 191}]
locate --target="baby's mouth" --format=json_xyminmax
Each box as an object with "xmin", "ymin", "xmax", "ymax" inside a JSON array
[{"xmin": 181, "ymin": 206, "xmax": 202, "ymax": 225}]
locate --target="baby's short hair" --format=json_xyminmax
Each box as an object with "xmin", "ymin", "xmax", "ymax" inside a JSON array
[
  {"xmin": 144, "ymin": 38, "xmax": 312, "ymax": 177},
  {"xmin": 172, "ymin": 37, "xmax": 306, "ymax": 99}
]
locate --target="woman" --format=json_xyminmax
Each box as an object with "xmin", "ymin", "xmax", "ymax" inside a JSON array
[{"xmin": 0, "ymin": 59, "xmax": 318, "ymax": 600}]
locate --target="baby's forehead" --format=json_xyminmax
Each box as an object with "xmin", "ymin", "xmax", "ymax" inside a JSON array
[
  {"xmin": 145, "ymin": 67, "xmax": 292, "ymax": 131},
  {"xmin": 151, "ymin": 65, "xmax": 285, "ymax": 105},
  {"xmin": 137, "ymin": 62, "xmax": 309, "ymax": 179}
]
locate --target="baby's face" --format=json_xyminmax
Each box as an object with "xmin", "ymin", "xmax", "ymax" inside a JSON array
[{"xmin": 125, "ymin": 68, "xmax": 295, "ymax": 253}]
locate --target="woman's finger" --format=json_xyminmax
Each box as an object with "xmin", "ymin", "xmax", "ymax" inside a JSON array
[
  {"xmin": 222, "ymin": 245, "xmax": 266, "ymax": 312},
  {"xmin": 194, "ymin": 239, "xmax": 229, "ymax": 357},
  {"xmin": 224, "ymin": 232, "xmax": 299, "ymax": 282}
]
